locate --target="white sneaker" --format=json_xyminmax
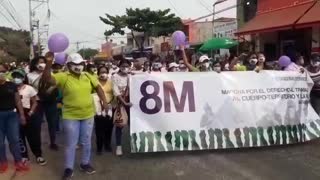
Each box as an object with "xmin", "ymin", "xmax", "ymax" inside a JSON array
[
  {"xmin": 36, "ymin": 157, "xmax": 47, "ymax": 166},
  {"xmin": 21, "ymin": 158, "xmax": 29, "ymax": 164},
  {"xmin": 116, "ymin": 146, "xmax": 123, "ymax": 156}
]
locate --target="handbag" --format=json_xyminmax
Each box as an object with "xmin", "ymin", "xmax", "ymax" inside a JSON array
[{"xmin": 113, "ymin": 78, "xmax": 129, "ymax": 127}]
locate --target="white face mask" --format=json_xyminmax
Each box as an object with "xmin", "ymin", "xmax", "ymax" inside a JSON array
[
  {"xmin": 213, "ymin": 67, "xmax": 221, "ymax": 72},
  {"xmin": 203, "ymin": 62, "xmax": 210, "ymax": 69},
  {"xmin": 0, "ymin": 72, "xmax": 5, "ymax": 77},
  {"xmin": 120, "ymin": 67, "xmax": 129, "ymax": 74},
  {"xmin": 91, "ymin": 68, "xmax": 97, "ymax": 73},
  {"xmin": 311, "ymin": 61, "xmax": 320, "ymax": 67},
  {"xmin": 249, "ymin": 58, "xmax": 258, "ymax": 65},
  {"xmin": 112, "ymin": 65, "xmax": 118, "ymax": 69},
  {"xmin": 152, "ymin": 63, "xmax": 162, "ymax": 70},
  {"xmin": 171, "ymin": 68, "xmax": 179, "ymax": 72},
  {"xmin": 99, "ymin": 73, "xmax": 108, "ymax": 80},
  {"xmin": 0, "ymin": 72, "xmax": 7, "ymax": 81},
  {"xmin": 259, "ymin": 57, "xmax": 265, "ymax": 63},
  {"xmin": 70, "ymin": 65, "xmax": 84, "ymax": 74},
  {"xmin": 37, "ymin": 63, "xmax": 46, "ymax": 71},
  {"xmin": 13, "ymin": 78, "xmax": 23, "ymax": 85}
]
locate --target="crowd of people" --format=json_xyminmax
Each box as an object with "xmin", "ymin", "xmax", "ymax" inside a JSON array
[{"xmin": 0, "ymin": 45, "xmax": 320, "ymax": 180}]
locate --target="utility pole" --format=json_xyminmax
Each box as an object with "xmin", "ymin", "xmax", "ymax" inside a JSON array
[
  {"xmin": 76, "ymin": 42, "xmax": 80, "ymax": 52},
  {"xmin": 28, "ymin": 0, "xmax": 50, "ymax": 59},
  {"xmin": 28, "ymin": 0, "xmax": 34, "ymax": 60}
]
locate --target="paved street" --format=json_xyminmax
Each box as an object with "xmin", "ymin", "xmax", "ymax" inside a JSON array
[{"xmin": 2, "ymin": 126, "xmax": 320, "ymax": 180}]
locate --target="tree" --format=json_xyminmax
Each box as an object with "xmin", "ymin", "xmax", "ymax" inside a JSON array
[
  {"xmin": 100, "ymin": 8, "xmax": 183, "ymax": 53},
  {"xmin": 0, "ymin": 27, "xmax": 30, "ymax": 62},
  {"xmin": 78, "ymin": 48, "xmax": 99, "ymax": 60}
]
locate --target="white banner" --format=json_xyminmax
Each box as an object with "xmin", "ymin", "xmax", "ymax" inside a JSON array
[{"xmin": 130, "ymin": 71, "xmax": 320, "ymax": 153}]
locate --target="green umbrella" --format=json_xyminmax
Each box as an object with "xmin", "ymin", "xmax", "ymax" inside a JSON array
[{"xmin": 199, "ymin": 38, "xmax": 238, "ymax": 52}]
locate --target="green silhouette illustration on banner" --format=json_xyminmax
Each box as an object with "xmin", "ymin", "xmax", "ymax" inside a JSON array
[
  {"xmin": 258, "ymin": 127, "xmax": 268, "ymax": 146},
  {"xmin": 234, "ymin": 128, "xmax": 243, "ymax": 147},
  {"xmin": 243, "ymin": 127, "xmax": 250, "ymax": 147},
  {"xmin": 199, "ymin": 130, "xmax": 208, "ymax": 149},
  {"xmin": 208, "ymin": 129, "xmax": 215, "ymax": 149},
  {"xmin": 267, "ymin": 127, "xmax": 274, "ymax": 145},
  {"xmin": 223, "ymin": 128, "xmax": 234, "ymax": 148},
  {"xmin": 165, "ymin": 132, "xmax": 173, "ymax": 151},
  {"xmin": 189, "ymin": 130, "xmax": 200, "ymax": 150},
  {"xmin": 155, "ymin": 131, "xmax": 165, "ymax": 152}
]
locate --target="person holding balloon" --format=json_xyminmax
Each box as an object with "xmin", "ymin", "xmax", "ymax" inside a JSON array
[
  {"xmin": 27, "ymin": 56, "xmax": 60, "ymax": 151},
  {"xmin": 42, "ymin": 51, "xmax": 108, "ymax": 180},
  {"xmin": 278, "ymin": 55, "xmax": 304, "ymax": 73}
]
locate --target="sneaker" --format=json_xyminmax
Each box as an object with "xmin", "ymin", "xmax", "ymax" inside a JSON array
[
  {"xmin": 62, "ymin": 168, "xmax": 73, "ymax": 180},
  {"xmin": 50, "ymin": 144, "xmax": 59, "ymax": 151},
  {"xmin": 0, "ymin": 162, "xmax": 8, "ymax": 173},
  {"xmin": 22, "ymin": 158, "xmax": 30, "ymax": 164},
  {"xmin": 15, "ymin": 161, "xmax": 30, "ymax": 172},
  {"xmin": 116, "ymin": 146, "xmax": 123, "ymax": 156},
  {"xmin": 36, "ymin": 157, "xmax": 47, "ymax": 166},
  {"xmin": 79, "ymin": 164, "xmax": 96, "ymax": 175}
]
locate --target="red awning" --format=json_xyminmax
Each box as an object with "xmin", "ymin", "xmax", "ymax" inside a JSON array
[
  {"xmin": 236, "ymin": 2, "xmax": 314, "ymax": 35},
  {"xmin": 296, "ymin": 1, "xmax": 320, "ymax": 28}
]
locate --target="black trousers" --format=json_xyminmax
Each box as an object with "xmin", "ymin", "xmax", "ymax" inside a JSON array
[
  {"xmin": 94, "ymin": 115, "xmax": 113, "ymax": 152},
  {"xmin": 41, "ymin": 102, "xmax": 58, "ymax": 145},
  {"xmin": 19, "ymin": 109, "xmax": 42, "ymax": 158}
]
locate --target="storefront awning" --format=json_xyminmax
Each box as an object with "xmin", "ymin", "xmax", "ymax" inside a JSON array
[
  {"xmin": 236, "ymin": 2, "xmax": 314, "ymax": 35},
  {"xmin": 296, "ymin": 1, "xmax": 320, "ymax": 28}
]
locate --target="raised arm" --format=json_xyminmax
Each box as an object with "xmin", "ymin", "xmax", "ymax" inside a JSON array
[
  {"xmin": 180, "ymin": 45, "xmax": 195, "ymax": 71},
  {"xmin": 43, "ymin": 52, "xmax": 56, "ymax": 85}
]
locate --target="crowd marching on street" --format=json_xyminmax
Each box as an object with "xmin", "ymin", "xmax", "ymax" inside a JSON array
[{"xmin": 1, "ymin": 43, "xmax": 320, "ymax": 180}]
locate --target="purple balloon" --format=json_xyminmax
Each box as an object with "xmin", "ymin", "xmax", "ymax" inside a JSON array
[
  {"xmin": 48, "ymin": 33, "xmax": 69, "ymax": 53},
  {"xmin": 54, "ymin": 53, "xmax": 67, "ymax": 65},
  {"xmin": 172, "ymin": 31, "xmax": 186, "ymax": 46},
  {"xmin": 278, "ymin": 55, "xmax": 292, "ymax": 67}
]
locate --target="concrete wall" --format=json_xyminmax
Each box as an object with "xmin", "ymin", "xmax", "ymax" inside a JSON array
[{"xmin": 189, "ymin": 21, "xmax": 213, "ymax": 44}]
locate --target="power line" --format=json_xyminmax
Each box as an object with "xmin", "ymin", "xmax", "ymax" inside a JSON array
[
  {"xmin": 0, "ymin": 6, "xmax": 18, "ymax": 28},
  {"xmin": 0, "ymin": 0, "xmax": 22, "ymax": 28},
  {"xmin": 5, "ymin": 0, "xmax": 25, "ymax": 28},
  {"xmin": 195, "ymin": 0, "xmax": 212, "ymax": 13},
  {"xmin": 167, "ymin": 0, "xmax": 183, "ymax": 17}
]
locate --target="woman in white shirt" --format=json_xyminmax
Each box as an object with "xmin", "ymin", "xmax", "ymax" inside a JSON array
[
  {"xmin": 112, "ymin": 59, "xmax": 132, "ymax": 156},
  {"xmin": 12, "ymin": 69, "xmax": 47, "ymax": 166},
  {"xmin": 27, "ymin": 56, "xmax": 59, "ymax": 150}
]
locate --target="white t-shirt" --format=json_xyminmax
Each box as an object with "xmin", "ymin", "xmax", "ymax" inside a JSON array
[
  {"xmin": 112, "ymin": 73, "xmax": 129, "ymax": 97},
  {"xmin": 109, "ymin": 68, "xmax": 119, "ymax": 76},
  {"xmin": 19, "ymin": 85, "xmax": 38, "ymax": 109},
  {"xmin": 27, "ymin": 72, "xmax": 42, "ymax": 90}
]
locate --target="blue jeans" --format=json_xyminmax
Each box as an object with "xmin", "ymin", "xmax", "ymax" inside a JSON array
[
  {"xmin": 0, "ymin": 111, "xmax": 22, "ymax": 163},
  {"xmin": 63, "ymin": 118, "xmax": 94, "ymax": 169}
]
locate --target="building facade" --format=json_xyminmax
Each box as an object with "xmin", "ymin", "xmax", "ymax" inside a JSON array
[{"xmin": 237, "ymin": 0, "xmax": 320, "ymax": 61}]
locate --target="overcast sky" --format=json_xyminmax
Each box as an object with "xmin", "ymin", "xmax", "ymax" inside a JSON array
[{"xmin": 1, "ymin": 0, "xmax": 236, "ymax": 51}]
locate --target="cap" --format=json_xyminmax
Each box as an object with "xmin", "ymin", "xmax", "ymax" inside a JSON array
[
  {"xmin": 199, "ymin": 55, "xmax": 210, "ymax": 63},
  {"xmin": 66, "ymin": 53, "xmax": 85, "ymax": 64},
  {"xmin": 11, "ymin": 69, "xmax": 26, "ymax": 78},
  {"xmin": 168, "ymin": 62, "xmax": 179, "ymax": 69}
]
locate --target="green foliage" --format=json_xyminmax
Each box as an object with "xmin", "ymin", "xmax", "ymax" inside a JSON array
[
  {"xmin": 78, "ymin": 48, "xmax": 99, "ymax": 60},
  {"xmin": 0, "ymin": 27, "xmax": 30, "ymax": 63},
  {"xmin": 99, "ymin": 8, "xmax": 182, "ymax": 51}
]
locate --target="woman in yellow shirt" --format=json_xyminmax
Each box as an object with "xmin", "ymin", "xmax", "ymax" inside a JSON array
[{"xmin": 93, "ymin": 66, "xmax": 114, "ymax": 155}]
